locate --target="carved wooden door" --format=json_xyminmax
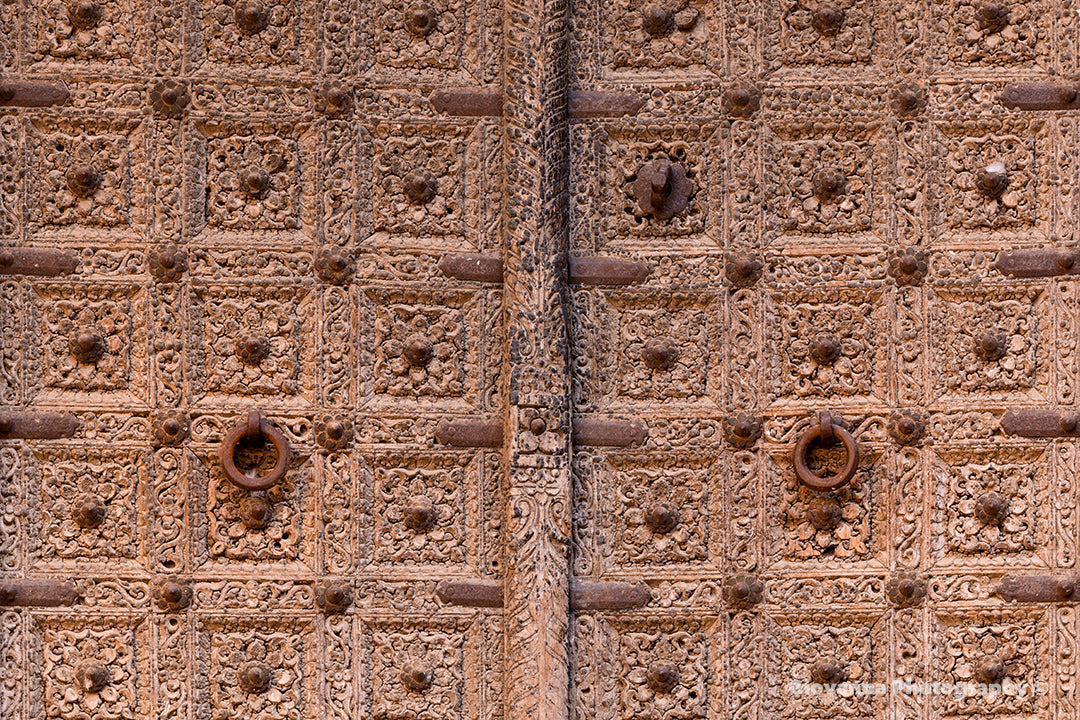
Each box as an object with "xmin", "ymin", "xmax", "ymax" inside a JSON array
[{"xmin": 2, "ymin": 1, "xmax": 1080, "ymax": 720}]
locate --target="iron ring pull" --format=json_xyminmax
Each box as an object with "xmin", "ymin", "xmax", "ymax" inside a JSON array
[
  {"xmin": 219, "ymin": 409, "xmax": 291, "ymax": 491},
  {"xmin": 792, "ymin": 410, "xmax": 860, "ymax": 491}
]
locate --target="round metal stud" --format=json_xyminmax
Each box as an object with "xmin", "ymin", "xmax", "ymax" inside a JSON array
[
  {"xmin": 239, "ymin": 661, "xmax": 272, "ymax": 694},
  {"xmin": 156, "ymin": 580, "xmax": 192, "ymax": 611},
  {"xmin": 73, "ymin": 496, "xmax": 106, "ymax": 529},
  {"xmin": 793, "ymin": 413, "xmax": 860, "ymax": 492},
  {"xmin": 77, "ymin": 660, "xmax": 110, "ymax": 694},
  {"xmin": 724, "ymin": 85, "xmax": 761, "ymax": 117},
  {"xmin": 974, "ymin": 330, "xmax": 1007, "ymax": 362},
  {"xmin": 812, "ymin": 168, "xmax": 847, "ymax": 200},
  {"xmin": 401, "ymin": 662, "xmax": 434, "ymax": 693},
  {"xmin": 236, "ymin": 334, "xmax": 270, "ymax": 365},
  {"xmin": 811, "ymin": 334, "xmax": 842, "ymax": 365},
  {"xmin": 68, "ymin": 1, "xmax": 103, "ymax": 29},
  {"xmin": 242, "ymin": 168, "xmax": 270, "ymax": 199},
  {"xmin": 895, "ymin": 87, "xmax": 923, "ymax": 114},
  {"xmin": 888, "ymin": 248, "xmax": 928, "ymax": 286},
  {"xmin": 975, "ymin": 492, "xmax": 1009, "ymax": 525},
  {"xmin": 810, "ymin": 660, "xmax": 847, "ymax": 684},
  {"xmin": 976, "ymin": 2, "xmax": 1009, "ymax": 32},
  {"xmin": 71, "ymin": 329, "xmax": 106, "ymax": 363},
  {"xmin": 315, "ymin": 415, "xmax": 354, "ymax": 451},
  {"xmin": 886, "ymin": 572, "xmax": 927, "ymax": 607},
  {"xmin": 152, "ymin": 410, "xmax": 191, "ymax": 447},
  {"xmin": 977, "ymin": 162, "xmax": 1009, "ymax": 198},
  {"xmin": 0, "ymin": 416, "xmax": 12, "ymax": 435},
  {"xmin": 724, "ymin": 413, "xmax": 763, "ymax": 449},
  {"xmin": 316, "ymin": 583, "xmax": 352, "ymax": 614},
  {"xmin": 235, "ymin": 1, "xmax": 270, "ymax": 34},
  {"xmin": 239, "ymin": 496, "xmax": 273, "ymax": 529},
  {"xmin": 811, "ymin": 5, "xmax": 845, "ymax": 35},
  {"xmin": 641, "ymin": 3, "xmax": 675, "ymax": 36},
  {"xmin": 151, "ymin": 80, "xmax": 190, "ymax": 119},
  {"xmin": 807, "ymin": 496, "xmax": 842, "ymax": 531},
  {"xmin": 0, "ymin": 249, "xmax": 13, "ymax": 268},
  {"xmin": 725, "ymin": 253, "xmax": 763, "ymax": 287},
  {"xmin": 404, "ymin": 4, "xmax": 438, "ymax": 36},
  {"xmin": 320, "ymin": 83, "xmax": 352, "ymax": 116},
  {"xmin": 976, "ymin": 656, "xmax": 1007, "ymax": 684},
  {"xmin": 0, "ymin": 585, "xmax": 16, "ymax": 604},
  {"xmin": 1062, "ymin": 414, "xmax": 1079, "ymax": 434},
  {"xmin": 149, "ymin": 245, "xmax": 188, "ymax": 282},
  {"xmin": 66, "ymin": 166, "xmax": 100, "ymax": 198},
  {"xmin": 1058, "ymin": 580, "xmax": 1076, "ymax": 599},
  {"xmin": 642, "ymin": 338, "xmax": 678, "ymax": 371},
  {"xmin": 646, "ymin": 662, "xmax": 680, "ymax": 693},
  {"xmin": 404, "ymin": 496, "xmax": 438, "ymax": 533},
  {"xmin": 888, "ymin": 410, "xmax": 925, "ymax": 446},
  {"xmin": 316, "ymin": 248, "xmax": 355, "ymax": 284},
  {"xmin": 645, "ymin": 502, "xmax": 680, "ymax": 535},
  {"xmin": 403, "ymin": 335, "xmax": 435, "ymax": 366},
  {"xmin": 404, "ymin": 172, "xmax": 437, "ymax": 204},
  {"xmin": 529, "ymin": 416, "xmax": 547, "ymax": 435},
  {"xmin": 633, "ymin": 157, "xmax": 692, "ymax": 221},
  {"xmin": 724, "ymin": 572, "xmax": 764, "ymax": 608}
]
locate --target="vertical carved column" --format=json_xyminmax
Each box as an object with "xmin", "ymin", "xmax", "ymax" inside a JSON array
[{"xmin": 502, "ymin": 0, "xmax": 571, "ymax": 718}]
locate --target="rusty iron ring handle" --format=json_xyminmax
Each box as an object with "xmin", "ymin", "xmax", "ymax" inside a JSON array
[
  {"xmin": 792, "ymin": 412, "xmax": 860, "ymax": 491},
  {"xmin": 219, "ymin": 410, "xmax": 291, "ymax": 491}
]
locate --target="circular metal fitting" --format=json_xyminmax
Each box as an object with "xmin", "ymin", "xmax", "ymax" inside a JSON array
[
  {"xmin": 792, "ymin": 411, "xmax": 860, "ymax": 491},
  {"xmin": 219, "ymin": 410, "xmax": 291, "ymax": 492}
]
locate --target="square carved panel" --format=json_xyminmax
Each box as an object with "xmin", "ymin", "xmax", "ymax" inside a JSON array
[
  {"xmin": 931, "ymin": 609, "xmax": 1049, "ymax": 718},
  {"xmin": 361, "ymin": 287, "xmax": 489, "ymax": 411},
  {"xmin": 192, "ymin": 120, "xmax": 316, "ymax": 239},
  {"xmin": 197, "ymin": 616, "xmax": 319, "ymax": 720},
  {"xmin": 763, "ymin": 120, "xmax": 888, "ymax": 245},
  {"xmin": 929, "ymin": 286, "xmax": 1048, "ymax": 404},
  {"xmin": 931, "ymin": 119, "xmax": 1049, "ymax": 241},
  {"xmin": 930, "ymin": 446, "xmax": 1051, "ymax": 567},
  {"xmin": 193, "ymin": 0, "xmax": 314, "ymax": 74},
  {"xmin": 34, "ymin": 614, "xmax": 151, "ymax": 719},
  {"xmin": 27, "ymin": 118, "xmax": 146, "ymax": 237},
  {"xmin": 611, "ymin": 616, "xmax": 711, "ymax": 720},
  {"xmin": 31, "ymin": 446, "xmax": 148, "ymax": 571},
  {"xmin": 370, "ymin": 618, "xmax": 469, "ymax": 720},
  {"xmin": 193, "ymin": 450, "xmax": 317, "ymax": 572},
  {"xmin": 592, "ymin": 453, "xmax": 717, "ymax": 570},
  {"xmin": 190, "ymin": 284, "xmax": 317, "ymax": 409},
  {"xmin": 572, "ymin": 290, "xmax": 721, "ymax": 412},
  {"xmin": 26, "ymin": 0, "xmax": 147, "ymax": 70},
  {"xmin": 764, "ymin": 0, "xmax": 887, "ymax": 73},
  {"xmin": 765, "ymin": 288, "xmax": 888, "ymax": 407},
  {"xmin": 370, "ymin": 451, "xmax": 478, "ymax": 569},
  {"xmin": 31, "ymin": 282, "xmax": 148, "ymax": 408},
  {"xmin": 763, "ymin": 612, "xmax": 885, "ymax": 720},
  {"xmin": 933, "ymin": 0, "xmax": 1054, "ymax": 72},
  {"xmin": 602, "ymin": 0, "xmax": 715, "ymax": 75}
]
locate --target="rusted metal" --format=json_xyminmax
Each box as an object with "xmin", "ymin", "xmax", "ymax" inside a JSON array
[
  {"xmin": 810, "ymin": 334, "xmax": 842, "ymax": 365},
  {"xmin": 644, "ymin": 503, "xmax": 679, "ymax": 534},
  {"xmin": 239, "ymin": 496, "xmax": 273, "ymax": 529},
  {"xmin": 315, "ymin": 248, "xmax": 355, "ymax": 284},
  {"xmin": 887, "ymin": 248, "xmax": 928, "ymax": 286},
  {"xmin": 807, "ymin": 497, "xmax": 842, "ymax": 531},
  {"xmin": 436, "ymin": 580, "xmax": 504, "ymax": 608},
  {"xmin": 0, "ymin": 411, "xmax": 80, "ymax": 439},
  {"xmin": 0, "ymin": 579, "xmax": 79, "ymax": 607},
  {"xmin": 567, "ymin": 256, "xmax": 651, "ymax": 285},
  {"xmin": 435, "ymin": 418, "xmax": 504, "ymax": 448},
  {"xmin": 403, "ymin": 496, "xmax": 438, "ymax": 532},
  {"xmin": 886, "ymin": 573, "xmax": 927, "ymax": 607},
  {"xmin": 977, "ymin": 162, "xmax": 1009, "ymax": 198},
  {"xmin": 975, "ymin": 329, "xmax": 1007, "ymax": 362},
  {"xmin": 71, "ymin": 330, "xmax": 106, "ymax": 364},
  {"xmin": 0, "ymin": 247, "xmax": 78, "ymax": 276},
  {"xmin": 887, "ymin": 410, "xmax": 925, "ymax": 445},
  {"xmin": 723, "ymin": 413, "xmax": 762, "ymax": 449},
  {"xmin": 430, "ymin": 88, "xmax": 503, "ymax": 117},
  {"xmin": 0, "ymin": 81, "xmax": 70, "ymax": 107},
  {"xmin": 438, "ymin": 253, "xmax": 504, "ymax": 283},
  {"xmin": 994, "ymin": 574, "xmax": 1079, "ymax": 603},
  {"xmin": 812, "ymin": 168, "xmax": 847, "ymax": 200},
  {"xmin": 722, "ymin": 85, "xmax": 761, "ymax": 117},
  {"xmin": 67, "ymin": 166, "xmax": 101, "ymax": 198},
  {"xmin": 153, "ymin": 579, "xmax": 193, "ymax": 611},
  {"xmin": 314, "ymin": 415, "xmax": 354, "ymax": 451},
  {"xmin": 151, "ymin": 410, "xmax": 191, "ymax": 446},
  {"xmin": 148, "ymin": 246, "xmax": 187, "ymax": 282},
  {"xmin": 570, "ymin": 581, "xmax": 651, "ymax": 611},
  {"xmin": 725, "ymin": 253, "xmax": 762, "ymax": 287},
  {"xmin": 76, "ymin": 661, "xmax": 110, "ymax": 694},
  {"xmin": 315, "ymin": 584, "xmax": 352, "ymax": 614},
  {"xmin": 150, "ymin": 80, "xmax": 190, "ymax": 118},
  {"xmin": 641, "ymin": 4, "xmax": 675, "ymax": 36},
  {"xmin": 641, "ymin": 338, "xmax": 678, "ymax": 370},
  {"xmin": 573, "ymin": 418, "xmax": 647, "ymax": 447},
  {"xmin": 723, "ymin": 573, "xmax": 764, "ymax": 608},
  {"xmin": 646, "ymin": 663, "xmax": 679, "ymax": 693},
  {"xmin": 1001, "ymin": 408, "xmax": 1080, "ymax": 437},
  {"xmin": 73, "ymin": 496, "xmax": 106, "ymax": 529},
  {"xmin": 995, "ymin": 248, "xmax": 1080, "ymax": 278},
  {"xmin": 792, "ymin": 411, "xmax": 860, "ymax": 491},
  {"xmin": 1001, "ymin": 83, "xmax": 1080, "ymax": 111},
  {"xmin": 811, "ymin": 4, "xmax": 845, "ymax": 35},
  {"xmin": 239, "ymin": 662, "xmax": 272, "ymax": 694},
  {"xmin": 891, "ymin": 84, "xmax": 926, "ymax": 115},
  {"xmin": 404, "ymin": 4, "xmax": 438, "ymax": 36},
  {"xmin": 975, "ymin": 492, "xmax": 1009, "ymax": 525},
  {"xmin": 218, "ymin": 410, "xmax": 291, "ymax": 491},
  {"xmin": 404, "ymin": 171, "xmax": 438, "ymax": 204},
  {"xmin": 568, "ymin": 90, "xmax": 645, "ymax": 118},
  {"xmin": 401, "ymin": 663, "xmax": 434, "ymax": 692},
  {"xmin": 633, "ymin": 158, "xmax": 692, "ymax": 220}
]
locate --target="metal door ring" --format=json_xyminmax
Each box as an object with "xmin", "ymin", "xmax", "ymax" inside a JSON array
[
  {"xmin": 219, "ymin": 409, "xmax": 291, "ymax": 491},
  {"xmin": 793, "ymin": 412, "xmax": 859, "ymax": 491}
]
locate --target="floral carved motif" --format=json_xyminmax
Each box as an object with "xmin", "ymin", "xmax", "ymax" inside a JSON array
[
  {"xmin": 614, "ymin": 616, "xmax": 710, "ymax": 720},
  {"xmin": 372, "ymin": 452, "xmax": 473, "ymax": 566},
  {"xmin": 608, "ymin": 0, "xmax": 710, "ymax": 70},
  {"xmin": 199, "ymin": 0, "xmax": 305, "ymax": 70},
  {"xmin": 29, "ymin": 0, "xmax": 141, "ymax": 66},
  {"xmin": 370, "ymin": 620, "xmax": 467, "ymax": 720},
  {"xmin": 34, "ymin": 447, "xmax": 145, "ymax": 567},
  {"xmin": 39, "ymin": 616, "xmax": 149, "ymax": 720}
]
